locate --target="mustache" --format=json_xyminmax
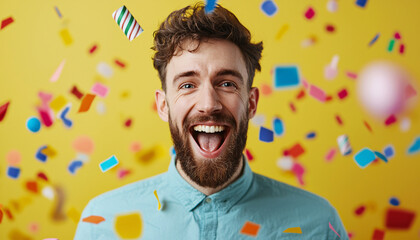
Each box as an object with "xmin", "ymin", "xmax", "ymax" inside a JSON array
[{"xmin": 182, "ymin": 112, "xmax": 237, "ymax": 133}]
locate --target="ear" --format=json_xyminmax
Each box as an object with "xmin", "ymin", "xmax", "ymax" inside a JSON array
[
  {"xmin": 155, "ymin": 90, "xmax": 168, "ymax": 122},
  {"xmin": 248, "ymin": 87, "xmax": 259, "ymax": 119}
]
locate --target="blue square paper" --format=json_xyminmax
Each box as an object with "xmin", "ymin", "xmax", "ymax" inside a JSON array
[
  {"xmin": 354, "ymin": 148, "xmax": 376, "ymax": 168},
  {"xmin": 261, "ymin": 0, "xmax": 278, "ymax": 17},
  {"xmin": 273, "ymin": 65, "xmax": 300, "ymax": 89},
  {"xmin": 355, "ymin": 0, "xmax": 368, "ymax": 8},
  {"xmin": 7, "ymin": 166, "xmax": 21, "ymax": 179},
  {"xmin": 259, "ymin": 126, "xmax": 274, "ymax": 143}
]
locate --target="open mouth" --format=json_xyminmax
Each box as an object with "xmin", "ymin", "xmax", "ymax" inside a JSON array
[{"xmin": 190, "ymin": 124, "xmax": 229, "ymax": 154}]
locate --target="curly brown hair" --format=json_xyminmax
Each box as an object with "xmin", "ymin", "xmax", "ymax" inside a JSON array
[{"xmin": 152, "ymin": 2, "xmax": 263, "ymax": 91}]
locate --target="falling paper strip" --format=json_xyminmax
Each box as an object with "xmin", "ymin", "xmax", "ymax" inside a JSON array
[
  {"xmin": 356, "ymin": 0, "xmax": 368, "ymax": 8},
  {"xmin": 112, "ymin": 6, "xmax": 143, "ymax": 41},
  {"xmin": 389, "ymin": 197, "xmax": 400, "ymax": 206},
  {"xmin": 68, "ymin": 160, "xmax": 83, "ymax": 174},
  {"xmin": 6, "ymin": 150, "xmax": 21, "ymax": 166},
  {"xmin": 36, "ymin": 146, "xmax": 48, "ymax": 162},
  {"xmin": 329, "ymin": 222, "xmax": 341, "ymax": 238},
  {"xmin": 305, "ymin": 7, "xmax": 315, "ymax": 19},
  {"xmin": 276, "ymin": 156, "xmax": 294, "ymax": 171},
  {"xmin": 50, "ymin": 59, "xmax": 66, "ymax": 82},
  {"xmin": 50, "ymin": 95, "xmax": 67, "ymax": 113},
  {"xmin": 372, "ymin": 229, "xmax": 385, "ymax": 240},
  {"xmin": 82, "ymin": 215, "xmax": 105, "ymax": 224},
  {"xmin": 374, "ymin": 151, "xmax": 388, "ymax": 163},
  {"xmin": 154, "ymin": 190, "xmax": 162, "ymax": 210},
  {"xmin": 309, "ymin": 84, "xmax": 327, "ymax": 102},
  {"xmin": 240, "ymin": 221, "xmax": 260, "ymax": 237},
  {"xmin": 325, "ymin": 148, "xmax": 337, "ymax": 162},
  {"xmin": 0, "ymin": 101, "xmax": 10, "ymax": 122},
  {"xmin": 354, "ymin": 148, "xmax": 376, "ymax": 168},
  {"xmin": 54, "ymin": 6, "xmax": 62, "ymax": 18},
  {"xmin": 283, "ymin": 227, "xmax": 302, "ymax": 234},
  {"xmin": 1, "ymin": 17, "xmax": 14, "ymax": 30},
  {"xmin": 285, "ymin": 143, "xmax": 305, "ymax": 158},
  {"xmin": 100, "ymin": 155, "xmax": 119, "ymax": 172},
  {"xmin": 115, "ymin": 212, "xmax": 142, "ymax": 239},
  {"xmin": 276, "ymin": 24, "xmax": 289, "ymax": 40},
  {"xmin": 60, "ymin": 105, "xmax": 73, "ymax": 128},
  {"xmin": 292, "ymin": 162, "xmax": 305, "ymax": 185},
  {"xmin": 78, "ymin": 94, "xmax": 96, "ymax": 113},
  {"xmin": 70, "ymin": 86, "xmax": 84, "ymax": 99},
  {"xmin": 327, "ymin": 0, "xmax": 338, "ymax": 12},
  {"xmin": 383, "ymin": 145, "xmax": 395, "ymax": 158}
]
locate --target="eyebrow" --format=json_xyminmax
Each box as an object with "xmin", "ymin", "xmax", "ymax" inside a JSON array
[{"xmin": 172, "ymin": 69, "xmax": 243, "ymax": 85}]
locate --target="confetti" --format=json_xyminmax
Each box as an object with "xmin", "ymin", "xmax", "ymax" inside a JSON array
[
  {"xmin": 240, "ymin": 221, "xmax": 260, "ymax": 237},
  {"xmin": 42, "ymin": 186, "xmax": 55, "ymax": 200},
  {"xmin": 91, "ymin": 83, "xmax": 109, "ymax": 98},
  {"xmin": 327, "ymin": 0, "xmax": 338, "ymax": 12},
  {"xmin": 335, "ymin": 114, "xmax": 343, "ymax": 125},
  {"xmin": 325, "ymin": 148, "xmax": 337, "ymax": 162},
  {"xmin": 37, "ymin": 172, "xmax": 49, "ymax": 181},
  {"xmin": 100, "ymin": 155, "xmax": 119, "ymax": 172},
  {"xmin": 68, "ymin": 160, "xmax": 83, "ymax": 175},
  {"xmin": 115, "ymin": 212, "xmax": 142, "ymax": 239},
  {"xmin": 368, "ymin": 33, "xmax": 380, "ymax": 46},
  {"xmin": 67, "ymin": 207, "xmax": 81, "ymax": 223},
  {"xmin": 324, "ymin": 55, "xmax": 339, "ymax": 80},
  {"xmin": 72, "ymin": 136, "xmax": 95, "ymax": 155},
  {"xmin": 346, "ymin": 71, "xmax": 358, "ymax": 79},
  {"xmin": 50, "ymin": 95, "xmax": 67, "ymax": 112},
  {"xmin": 78, "ymin": 93, "xmax": 95, "ymax": 113},
  {"xmin": 292, "ymin": 162, "xmax": 305, "ymax": 185},
  {"xmin": 399, "ymin": 43, "xmax": 405, "ymax": 54},
  {"xmin": 276, "ymin": 156, "xmax": 294, "ymax": 171},
  {"xmin": 272, "ymin": 117, "xmax": 284, "ymax": 136},
  {"xmin": 337, "ymin": 89, "xmax": 348, "ymax": 100},
  {"xmin": 89, "ymin": 44, "xmax": 98, "ymax": 54},
  {"xmin": 25, "ymin": 181, "xmax": 38, "ymax": 193},
  {"xmin": 405, "ymin": 84, "xmax": 417, "ymax": 100},
  {"xmin": 283, "ymin": 227, "xmax": 302, "ymax": 233},
  {"xmin": 372, "ymin": 229, "xmax": 385, "ymax": 240},
  {"xmin": 289, "ymin": 102, "xmax": 296, "ymax": 112},
  {"xmin": 355, "ymin": 0, "xmax": 368, "ymax": 8},
  {"xmin": 96, "ymin": 101, "xmax": 106, "ymax": 114},
  {"xmin": 354, "ymin": 148, "xmax": 376, "ymax": 168},
  {"xmin": 260, "ymin": 0, "xmax": 278, "ymax": 17},
  {"xmin": 329, "ymin": 222, "xmax": 341, "ymax": 238},
  {"xmin": 26, "ymin": 117, "xmax": 41, "ymax": 133},
  {"xmin": 374, "ymin": 151, "xmax": 388, "ymax": 163},
  {"xmin": 309, "ymin": 84, "xmax": 327, "ymax": 102},
  {"xmin": 0, "ymin": 101, "xmax": 10, "ymax": 122},
  {"xmin": 60, "ymin": 28, "xmax": 73, "ymax": 46},
  {"xmin": 54, "ymin": 6, "xmax": 62, "ymax": 18},
  {"xmin": 35, "ymin": 146, "xmax": 48, "ymax": 162},
  {"xmin": 6, "ymin": 150, "xmax": 21, "ymax": 166},
  {"xmin": 389, "ymin": 197, "xmax": 400, "ymax": 206},
  {"xmin": 7, "ymin": 166, "xmax": 21, "ymax": 179},
  {"xmin": 260, "ymin": 83, "xmax": 273, "ymax": 96},
  {"xmin": 112, "ymin": 6, "xmax": 144, "ymax": 41},
  {"xmin": 275, "ymin": 24, "xmax": 289, "ymax": 40},
  {"xmin": 304, "ymin": 7, "xmax": 315, "ymax": 19},
  {"xmin": 259, "ymin": 126, "xmax": 274, "ymax": 142},
  {"xmin": 82, "ymin": 215, "xmax": 105, "ymax": 224},
  {"xmin": 385, "ymin": 208, "xmax": 415, "ymax": 229},
  {"xmin": 285, "ymin": 143, "xmax": 305, "ymax": 158},
  {"xmin": 124, "ymin": 118, "xmax": 132, "ymax": 127},
  {"xmin": 50, "ymin": 59, "xmax": 66, "ymax": 82},
  {"xmin": 245, "ymin": 149, "xmax": 254, "ymax": 161},
  {"xmin": 0, "ymin": 209, "xmax": 2, "ymax": 224},
  {"xmin": 205, "ymin": 0, "xmax": 218, "ymax": 13},
  {"xmin": 306, "ymin": 132, "xmax": 316, "ymax": 139},
  {"xmin": 364, "ymin": 121, "xmax": 373, "ymax": 132},
  {"xmin": 384, "ymin": 115, "xmax": 397, "ymax": 126},
  {"xmin": 97, "ymin": 62, "xmax": 114, "ymax": 78},
  {"xmin": 354, "ymin": 205, "xmax": 366, "ymax": 216},
  {"xmin": 273, "ymin": 65, "xmax": 300, "ymax": 89},
  {"xmin": 407, "ymin": 136, "xmax": 420, "ymax": 154},
  {"xmin": 296, "ymin": 89, "xmax": 305, "ymax": 99},
  {"xmin": 115, "ymin": 59, "xmax": 126, "ymax": 68},
  {"xmin": 326, "ymin": 24, "xmax": 335, "ymax": 33},
  {"xmin": 60, "ymin": 105, "xmax": 73, "ymax": 128},
  {"xmin": 154, "ymin": 190, "xmax": 162, "ymax": 210},
  {"xmin": 387, "ymin": 39, "xmax": 395, "ymax": 52},
  {"xmin": 1, "ymin": 17, "xmax": 14, "ymax": 30},
  {"xmin": 70, "ymin": 86, "xmax": 84, "ymax": 99},
  {"xmin": 117, "ymin": 168, "xmax": 131, "ymax": 179},
  {"xmin": 383, "ymin": 145, "xmax": 395, "ymax": 158},
  {"xmin": 337, "ymin": 135, "xmax": 352, "ymax": 156}
]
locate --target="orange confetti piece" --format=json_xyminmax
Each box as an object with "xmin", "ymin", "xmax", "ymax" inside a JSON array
[
  {"xmin": 240, "ymin": 221, "xmax": 260, "ymax": 237},
  {"xmin": 283, "ymin": 227, "xmax": 302, "ymax": 234},
  {"xmin": 0, "ymin": 209, "xmax": 3, "ymax": 224},
  {"xmin": 82, "ymin": 215, "xmax": 105, "ymax": 224},
  {"xmin": 78, "ymin": 94, "xmax": 96, "ymax": 113}
]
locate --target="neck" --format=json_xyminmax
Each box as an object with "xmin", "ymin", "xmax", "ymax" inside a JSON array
[{"xmin": 176, "ymin": 156, "xmax": 244, "ymax": 196}]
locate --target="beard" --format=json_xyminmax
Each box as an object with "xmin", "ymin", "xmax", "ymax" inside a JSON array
[{"xmin": 169, "ymin": 110, "xmax": 249, "ymax": 188}]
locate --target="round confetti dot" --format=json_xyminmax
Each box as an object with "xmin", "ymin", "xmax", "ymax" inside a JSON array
[
  {"xmin": 130, "ymin": 141, "xmax": 142, "ymax": 152},
  {"xmin": 26, "ymin": 117, "xmax": 41, "ymax": 133},
  {"xmin": 72, "ymin": 136, "xmax": 94, "ymax": 154},
  {"xmin": 6, "ymin": 150, "xmax": 21, "ymax": 166},
  {"xmin": 306, "ymin": 132, "xmax": 316, "ymax": 139},
  {"xmin": 389, "ymin": 197, "xmax": 400, "ymax": 206}
]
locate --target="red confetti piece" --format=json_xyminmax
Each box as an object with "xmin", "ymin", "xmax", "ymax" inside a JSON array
[
  {"xmin": 335, "ymin": 114, "xmax": 343, "ymax": 125},
  {"xmin": 240, "ymin": 221, "xmax": 260, "ymax": 237},
  {"xmin": 364, "ymin": 121, "xmax": 373, "ymax": 132},
  {"xmin": 326, "ymin": 24, "xmax": 335, "ymax": 32},
  {"xmin": 296, "ymin": 89, "xmax": 305, "ymax": 99},
  {"xmin": 285, "ymin": 143, "xmax": 305, "ymax": 158},
  {"xmin": 245, "ymin": 149, "xmax": 254, "ymax": 161},
  {"xmin": 78, "ymin": 94, "xmax": 96, "ymax": 113},
  {"xmin": 0, "ymin": 101, "xmax": 10, "ymax": 122},
  {"xmin": 292, "ymin": 162, "xmax": 305, "ymax": 186},
  {"xmin": 125, "ymin": 118, "xmax": 132, "ymax": 127},
  {"xmin": 385, "ymin": 208, "xmax": 415, "ymax": 229},
  {"xmin": 337, "ymin": 89, "xmax": 348, "ymax": 99},
  {"xmin": 384, "ymin": 115, "xmax": 397, "ymax": 126},
  {"xmin": 260, "ymin": 83, "xmax": 272, "ymax": 96},
  {"xmin": 115, "ymin": 59, "xmax": 126, "ymax": 68},
  {"xmin": 70, "ymin": 86, "xmax": 84, "ymax": 99},
  {"xmin": 38, "ymin": 108, "xmax": 53, "ymax": 127},
  {"xmin": 346, "ymin": 71, "xmax": 358, "ymax": 79},
  {"xmin": 326, "ymin": 95, "xmax": 333, "ymax": 102},
  {"xmin": 394, "ymin": 32, "xmax": 401, "ymax": 40},
  {"xmin": 355, "ymin": 205, "xmax": 366, "ymax": 216},
  {"xmin": 82, "ymin": 215, "xmax": 105, "ymax": 224},
  {"xmin": 372, "ymin": 228, "xmax": 385, "ymax": 240},
  {"xmin": 399, "ymin": 43, "xmax": 405, "ymax": 54},
  {"xmin": 1, "ymin": 17, "xmax": 14, "ymax": 30},
  {"xmin": 305, "ymin": 7, "xmax": 315, "ymax": 19},
  {"xmin": 405, "ymin": 84, "xmax": 417, "ymax": 100},
  {"xmin": 289, "ymin": 102, "xmax": 296, "ymax": 112},
  {"xmin": 4, "ymin": 208, "xmax": 13, "ymax": 220},
  {"xmin": 89, "ymin": 45, "xmax": 97, "ymax": 54},
  {"xmin": 37, "ymin": 172, "xmax": 49, "ymax": 182},
  {"xmin": 0, "ymin": 209, "xmax": 3, "ymax": 224}
]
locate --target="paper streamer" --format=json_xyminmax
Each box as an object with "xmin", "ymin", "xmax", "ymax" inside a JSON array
[
  {"xmin": 99, "ymin": 155, "xmax": 119, "ymax": 172},
  {"xmin": 329, "ymin": 222, "xmax": 341, "ymax": 238},
  {"xmin": 112, "ymin": 6, "xmax": 143, "ymax": 41},
  {"xmin": 337, "ymin": 134, "xmax": 352, "ymax": 156},
  {"xmin": 154, "ymin": 190, "xmax": 162, "ymax": 210},
  {"xmin": 50, "ymin": 59, "xmax": 66, "ymax": 82}
]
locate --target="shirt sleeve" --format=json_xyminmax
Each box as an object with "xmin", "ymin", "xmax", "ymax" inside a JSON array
[
  {"xmin": 327, "ymin": 206, "xmax": 349, "ymax": 240},
  {"xmin": 73, "ymin": 200, "xmax": 94, "ymax": 240}
]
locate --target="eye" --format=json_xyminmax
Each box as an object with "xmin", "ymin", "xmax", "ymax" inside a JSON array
[
  {"xmin": 180, "ymin": 83, "xmax": 195, "ymax": 89},
  {"xmin": 220, "ymin": 81, "xmax": 237, "ymax": 88}
]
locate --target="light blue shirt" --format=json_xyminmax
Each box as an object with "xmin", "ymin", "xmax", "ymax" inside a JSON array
[{"xmin": 75, "ymin": 156, "xmax": 348, "ymax": 239}]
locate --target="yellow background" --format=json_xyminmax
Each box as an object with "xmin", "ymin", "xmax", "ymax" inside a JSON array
[{"xmin": 1, "ymin": 0, "xmax": 420, "ymax": 239}]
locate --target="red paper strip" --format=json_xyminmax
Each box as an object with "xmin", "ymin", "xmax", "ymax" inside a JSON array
[
  {"xmin": 245, "ymin": 149, "xmax": 254, "ymax": 161},
  {"xmin": 70, "ymin": 86, "xmax": 84, "ymax": 99},
  {"xmin": 384, "ymin": 115, "xmax": 397, "ymax": 126},
  {"xmin": 289, "ymin": 102, "xmax": 296, "ymax": 112},
  {"xmin": 0, "ymin": 101, "xmax": 10, "ymax": 122},
  {"xmin": 326, "ymin": 24, "xmax": 335, "ymax": 32},
  {"xmin": 37, "ymin": 172, "xmax": 49, "ymax": 182},
  {"xmin": 296, "ymin": 89, "xmax": 305, "ymax": 99},
  {"xmin": 26, "ymin": 181, "xmax": 38, "ymax": 193},
  {"xmin": 399, "ymin": 44, "xmax": 405, "ymax": 54},
  {"xmin": 38, "ymin": 108, "xmax": 53, "ymax": 127},
  {"xmin": 354, "ymin": 205, "xmax": 366, "ymax": 216},
  {"xmin": 335, "ymin": 114, "xmax": 343, "ymax": 125},
  {"xmin": 1, "ymin": 17, "xmax": 14, "ymax": 30},
  {"xmin": 305, "ymin": 7, "xmax": 315, "ymax": 20},
  {"xmin": 115, "ymin": 59, "xmax": 126, "ymax": 68},
  {"xmin": 125, "ymin": 118, "xmax": 132, "ymax": 127},
  {"xmin": 89, "ymin": 45, "xmax": 97, "ymax": 54}
]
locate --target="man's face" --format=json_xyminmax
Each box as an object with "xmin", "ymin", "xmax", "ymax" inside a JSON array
[{"xmin": 155, "ymin": 39, "xmax": 259, "ymax": 188}]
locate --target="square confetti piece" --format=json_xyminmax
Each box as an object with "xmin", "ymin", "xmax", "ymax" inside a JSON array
[
  {"xmin": 372, "ymin": 229, "xmax": 385, "ymax": 240},
  {"xmin": 60, "ymin": 28, "xmax": 73, "ymax": 46},
  {"xmin": 354, "ymin": 148, "xmax": 376, "ymax": 168},
  {"xmin": 7, "ymin": 166, "xmax": 21, "ymax": 179},
  {"xmin": 259, "ymin": 126, "xmax": 274, "ymax": 142},
  {"xmin": 273, "ymin": 65, "xmax": 300, "ymax": 89},
  {"xmin": 240, "ymin": 221, "xmax": 260, "ymax": 237},
  {"xmin": 385, "ymin": 208, "xmax": 415, "ymax": 229},
  {"xmin": 261, "ymin": 0, "xmax": 278, "ymax": 17},
  {"xmin": 356, "ymin": 0, "xmax": 368, "ymax": 7},
  {"xmin": 112, "ymin": 6, "xmax": 143, "ymax": 41},
  {"xmin": 91, "ymin": 83, "xmax": 109, "ymax": 98},
  {"xmin": 50, "ymin": 95, "xmax": 67, "ymax": 112},
  {"xmin": 100, "ymin": 155, "xmax": 119, "ymax": 172}
]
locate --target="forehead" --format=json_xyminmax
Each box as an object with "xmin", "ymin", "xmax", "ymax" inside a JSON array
[{"xmin": 165, "ymin": 39, "xmax": 248, "ymax": 86}]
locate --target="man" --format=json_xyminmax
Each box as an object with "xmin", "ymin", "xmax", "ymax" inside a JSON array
[{"xmin": 75, "ymin": 2, "xmax": 348, "ymax": 239}]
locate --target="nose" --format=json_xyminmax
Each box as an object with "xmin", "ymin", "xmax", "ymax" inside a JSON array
[{"xmin": 196, "ymin": 84, "xmax": 222, "ymax": 114}]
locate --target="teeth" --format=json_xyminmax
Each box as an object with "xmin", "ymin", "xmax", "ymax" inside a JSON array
[{"xmin": 193, "ymin": 125, "xmax": 225, "ymax": 133}]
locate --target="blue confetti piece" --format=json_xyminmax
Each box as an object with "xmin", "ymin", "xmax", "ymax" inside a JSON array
[
  {"xmin": 100, "ymin": 155, "xmax": 119, "ymax": 172},
  {"xmin": 259, "ymin": 126, "xmax": 274, "ymax": 143},
  {"xmin": 354, "ymin": 148, "xmax": 376, "ymax": 168},
  {"xmin": 368, "ymin": 33, "xmax": 380, "ymax": 46},
  {"xmin": 36, "ymin": 146, "xmax": 48, "ymax": 162},
  {"xmin": 374, "ymin": 151, "xmax": 388, "ymax": 163},
  {"xmin": 306, "ymin": 132, "xmax": 316, "ymax": 139},
  {"xmin": 60, "ymin": 105, "xmax": 73, "ymax": 128},
  {"xmin": 68, "ymin": 160, "xmax": 83, "ymax": 174},
  {"xmin": 389, "ymin": 197, "xmax": 400, "ymax": 206},
  {"xmin": 273, "ymin": 65, "xmax": 300, "ymax": 90},
  {"xmin": 7, "ymin": 166, "xmax": 21, "ymax": 179},
  {"xmin": 407, "ymin": 136, "xmax": 420, "ymax": 154},
  {"xmin": 205, "ymin": 0, "xmax": 217, "ymax": 13},
  {"xmin": 55, "ymin": 6, "xmax": 62, "ymax": 18},
  {"xmin": 383, "ymin": 145, "xmax": 395, "ymax": 158},
  {"xmin": 26, "ymin": 117, "xmax": 41, "ymax": 133},
  {"xmin": 170, "ymin": 146, "xmax": 176, "ymax": 156},
  {"xmin": 261, "ymin": 0, "xmax": 278, "ymax": 17},
  {"xmin": 355, "ymin": 0, "xmax": 368, "ymax": 8},
  {"xmin": 273, "ymin": 117, "xmax": 284, "ymax": 136}
]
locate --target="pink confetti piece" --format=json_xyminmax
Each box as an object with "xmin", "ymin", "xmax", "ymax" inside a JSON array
[
  {"xmin": 309, "ymin": 84, "xmax": 327, "ymax": 102},
  {"xmin": 405, "ymin": 84, "xmax": 417, "ymax": 100},
  {"xmin": 394, "ymin": 32, "xmax": 401, "ymax": 40},
  {"xmin": 260, "ymin": 83, "xmax": 273, "ymax": 96},
  {"xmin": 345, "ymin": 71, "xmax": 358, "ymax": 79},
  {"xmin": 325, "ymin": 148, "xmax": 337, "ymax": 162},
  {"xmin": 245, "ymin": 149, "xmax": 254, "ymax": 161},
  {"xmin": 399, "ymin": 43, "xmax": 405, "ymax": 54},
  {"xmin": 50, "ymin": 59, "xmax": 66, "ymax": 82},
  {"xmin": 130, "ymin": 141, "xmax": 142, "ymax": 152},
  {"xmin": 38, "ymin": 92, "xmax": 53, "ymax": 107},
  {"xmin": 117, "ymin": 168, "xmax": 131, "ymax": 179},
  {"xmin": 329, "ymin": 222, "xmax": 341, "ymax": 238},
  {"xmin": 91, "ymin": 83, "xmax": 109, "ymax": 98},
  {"xmin": 385, "ymin": 115, "xmax": 397, "ymax": 126},
  {"xmin": 292, "ymin": 162, "xmax": 305, "ymax": 186},
  {"xmin": 337, "ymin": 89, "xmax": 348, "ymax": 100},
  {"xmin": 305, "ymin": 7, "xmax": 315, "ymax": 19},
  {"xmin": 302, "ymin": 78, "xmax": 309, "ymax": 89}
]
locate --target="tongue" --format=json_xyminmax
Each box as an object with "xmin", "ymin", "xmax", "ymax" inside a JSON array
[{"xmin": 197, "ymin": 133, "xmax": 223, "ymax": 152}]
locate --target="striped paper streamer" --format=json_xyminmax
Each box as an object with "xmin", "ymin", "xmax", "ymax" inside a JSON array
[{"xmin": 112, "ymin": 5, "xmax": 143, "ymax": 41}]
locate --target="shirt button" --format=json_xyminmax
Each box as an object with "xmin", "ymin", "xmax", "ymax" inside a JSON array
[{"xmin": 205, "ymin": 198, "xmax": 212, "ymax": 203}]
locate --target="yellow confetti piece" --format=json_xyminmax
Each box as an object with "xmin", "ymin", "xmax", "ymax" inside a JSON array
[
  {"xmin": 67, "ymin": 207, "xmax": 81, "ymax": 224},
  {"xmin": 114, "ymin": 212, "xmax": 142, "ymax": 239},
  {"xmin": 276, "ymin": 24, "xmax": 289, "ymax": 40},
  {"xmin": 41, "ymin": 146, "xmax": 56, "ymax": 157},
  {"xmin": 49, "ymin": 95, "xmax": 67, "ymax": 112},
  {"xmin": 283, "ymin": 227, "xmax": 302, "ymax": 234},
  {"xmin": 60, "ymin": 28, "xmax": 73, "ymax": 46},
  {"xmin": 154, "ymin": 190, "xmax": 162, "ymax": 210}
]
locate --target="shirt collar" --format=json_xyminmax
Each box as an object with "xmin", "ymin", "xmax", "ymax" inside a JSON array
[{"xmin": 166, "ymin": 154, "xmax": 253, "ymax": 213}]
